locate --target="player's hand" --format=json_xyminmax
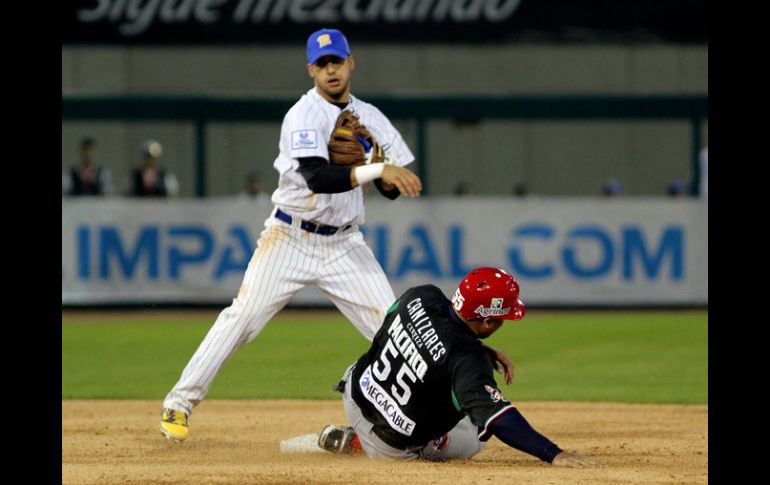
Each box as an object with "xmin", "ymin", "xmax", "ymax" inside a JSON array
[
  {"xmin": 484, "ymin": 345, "xmax": 514, "ymax": 385},
  {"xmin": 551, "ymin": 451, "xmax": 607, "ymax": 468},
  {"xmin": 381, "ymin": 165, "xmax": 422, "ymax": 197}
]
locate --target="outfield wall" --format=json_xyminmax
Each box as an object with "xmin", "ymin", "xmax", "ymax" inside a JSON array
[{"xmin": 61, "ymin": 197, "xmax": 707, "ymax": 306}]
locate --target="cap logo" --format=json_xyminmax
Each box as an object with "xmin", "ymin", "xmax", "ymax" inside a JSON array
[
  {"xmin": 475, "ymin": 298, "xmax": 510, "ymax": 317},
  {"xmin": 317, "ymin": 34, "xmax": 332, "ymax": 48}
]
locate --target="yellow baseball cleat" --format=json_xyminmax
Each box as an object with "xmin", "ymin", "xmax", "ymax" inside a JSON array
[{"xmin": 160, "ymin": 408, "xmax": 189, "ymax": 442}]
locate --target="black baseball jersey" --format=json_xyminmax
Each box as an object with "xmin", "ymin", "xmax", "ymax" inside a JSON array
[{"xmin": 350, "ymin": 284, "xmax": 514, "ymax": 449}]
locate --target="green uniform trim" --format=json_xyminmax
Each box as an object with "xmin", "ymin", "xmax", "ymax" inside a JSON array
[
  {"xmin": 451, "ymin": 388, "xmax": 462, "ymax": 412},
  {"xmin": 386, "ymin": 299, "xmax": 400, "ymax": 314}
]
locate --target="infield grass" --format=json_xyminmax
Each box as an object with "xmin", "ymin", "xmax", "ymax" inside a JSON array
[{"xmin": 62, "ymin": 310, "xmax": 707, "ymax": 404}]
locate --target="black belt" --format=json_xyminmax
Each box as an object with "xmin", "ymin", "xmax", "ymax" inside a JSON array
[{"xmin": 274, "ymin": 208, "xmax": 351, "ymax": 236}]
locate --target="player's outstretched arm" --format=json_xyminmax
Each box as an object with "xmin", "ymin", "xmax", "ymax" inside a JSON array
[
  {"xmin": 487, "ymin": 407, "xmax": 562, "ymax": 463},
  {"xmin": 487, "ymin": 409, "xmax": 606, "ymax": 467},
  {"xmin": 552, "ymin": 450, "xmax": 607, "ymax": 468}
]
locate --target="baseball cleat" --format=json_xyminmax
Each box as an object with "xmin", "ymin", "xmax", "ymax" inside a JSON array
[
  {"xmin": 160, "ymin": 408, "xmax": 189, "ymax": 442},
  {"xmin": 317, "ymin": 424, "xmax": 362, "ymax": 454}
]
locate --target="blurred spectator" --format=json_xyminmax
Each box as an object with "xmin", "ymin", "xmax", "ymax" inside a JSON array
[
  {"xmin": 512, "ymin": 183, "xmax": 530, "ymax": 197},
  {"xmin": 699, "ymin": 147, "xmax": 708, "ymax": 200},
  {"xmin": 602, "ymin": 178, "xmax": 622, "ymax": 197},
  {"xmin": 239, "ymin": 171, "xmax": 270, "ymax": 201},
  {"xmin": 128, "ymin": 140, "xmax": 179, "ymax": 198},
  {"xmin": 63, "ymin": 137, "xmax": 113, "ymax": 196},
  {"xmin": 453, "ymin": 181, "xmax": 474, "ymax": 197},
  {"xmin": 667, "ymin": 179, "xmax": 685, "ymax": 197}
]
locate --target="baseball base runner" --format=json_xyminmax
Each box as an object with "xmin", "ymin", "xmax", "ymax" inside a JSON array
[{"xmin": 316, "ymin": 267, "xmax": 605, "ymax": 467}]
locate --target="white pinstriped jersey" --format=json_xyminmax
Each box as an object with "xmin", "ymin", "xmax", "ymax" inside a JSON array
[
  {"xmin": 162, "ymin": 87, "xmax": 411, "ymax": 420},
  {"xmin": 271, "ymin": 88, "xmax": 415, "ymax": 227}
]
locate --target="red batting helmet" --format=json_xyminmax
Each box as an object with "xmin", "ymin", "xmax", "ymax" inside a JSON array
[{"xmin": 451, "ymin": 267, "xmax": 526, "ymax": 321}]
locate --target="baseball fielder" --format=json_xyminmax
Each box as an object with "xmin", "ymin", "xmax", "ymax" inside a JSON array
[
  {"xmin": 318, "ymin": 267, "xmax": 604, "ymax": 467},
  {"xmin": 159, "ymin": 28, "xmax": 423, "ymax": 442}
]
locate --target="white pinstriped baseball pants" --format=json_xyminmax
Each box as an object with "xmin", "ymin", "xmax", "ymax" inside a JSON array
[{"xmin": 163, "ymin": 210, "xmax": 396, "ymax": 415}]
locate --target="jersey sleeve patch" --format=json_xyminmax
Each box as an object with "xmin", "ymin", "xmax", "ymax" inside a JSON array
[
  {"xmin": 484, "ymin": 385, "xmax": 506, "ymax": 403},
  {"xmin": 291, "ymin": 129, "xmax": 318, "ymax": 150}
]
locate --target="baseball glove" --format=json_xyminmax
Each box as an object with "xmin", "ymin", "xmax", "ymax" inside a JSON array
[{"xmin": 328, "ymin": 110, "xmax": 384, "ymax": 166}]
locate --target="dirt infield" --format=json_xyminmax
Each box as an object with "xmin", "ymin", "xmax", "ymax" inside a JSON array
[{"xmin": 62, "ymin": 400, "xmax": 707, "ymax": 484}]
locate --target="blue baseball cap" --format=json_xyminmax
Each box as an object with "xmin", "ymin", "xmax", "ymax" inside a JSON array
[{"xmin": 306, "ymin": 29, "xmax": 351, "ymax": 65}]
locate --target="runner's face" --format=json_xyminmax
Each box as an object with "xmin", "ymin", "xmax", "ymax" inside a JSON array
[{"xmin": 476, "ymin": 318, "xmax": 504, "ymax": 339}]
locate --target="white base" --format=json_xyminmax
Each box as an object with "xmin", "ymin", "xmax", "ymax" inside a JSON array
[{"xmin": 280, "ymin": 433, "xmax": 325, "ymax": 453}]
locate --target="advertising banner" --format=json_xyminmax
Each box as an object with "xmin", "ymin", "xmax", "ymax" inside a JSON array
[
  {"xmin": 62, "ymin": 197, "xmax": 708, "ymax": 306},
  {"xmin": 62, "ymin": 0, "xmax": 707, "ymax": 44}
]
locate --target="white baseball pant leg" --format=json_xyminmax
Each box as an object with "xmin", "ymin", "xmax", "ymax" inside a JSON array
[
  {"xmin": 163, "ymin": 218, "xmax": 316, "ymax": 415},
  {"xmin": 418, "ymin": 416, "xmax": 486, "ymax": 461},
  {"xmin": 316, "ymin": 229, "xmax": 396, "ymax": 341}
]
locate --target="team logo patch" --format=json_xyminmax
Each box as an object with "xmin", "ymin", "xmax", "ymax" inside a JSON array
[
  {"xmin": 292, "ymin": 130, "xmax": 318, "ymax": 149},
  {"xmin": 475, "ymin": 298, "xmax": 511, "ymax": 317},
  {"xmin": 431, "ymin": 434, "xmax": 448, "ymax": 451},
  {"xmin": 360, "ymin": 370, "xmax": 370, "ymax": 389},
  {"xmin": 317, "ymin": 34, "xmax": 332, "ymax": 48},
  {"xmin": 484, "ymin": 385, "xmax": 505, "ymax": 403}
]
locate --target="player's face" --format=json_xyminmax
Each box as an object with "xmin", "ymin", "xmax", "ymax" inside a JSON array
[
  {"xmin": 472, "ymin": 317, "xmax": 504, "ymax": 339},
  {"xmin": 308, "ymin": 55, "xmax": 355, "ymax": 102}
]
